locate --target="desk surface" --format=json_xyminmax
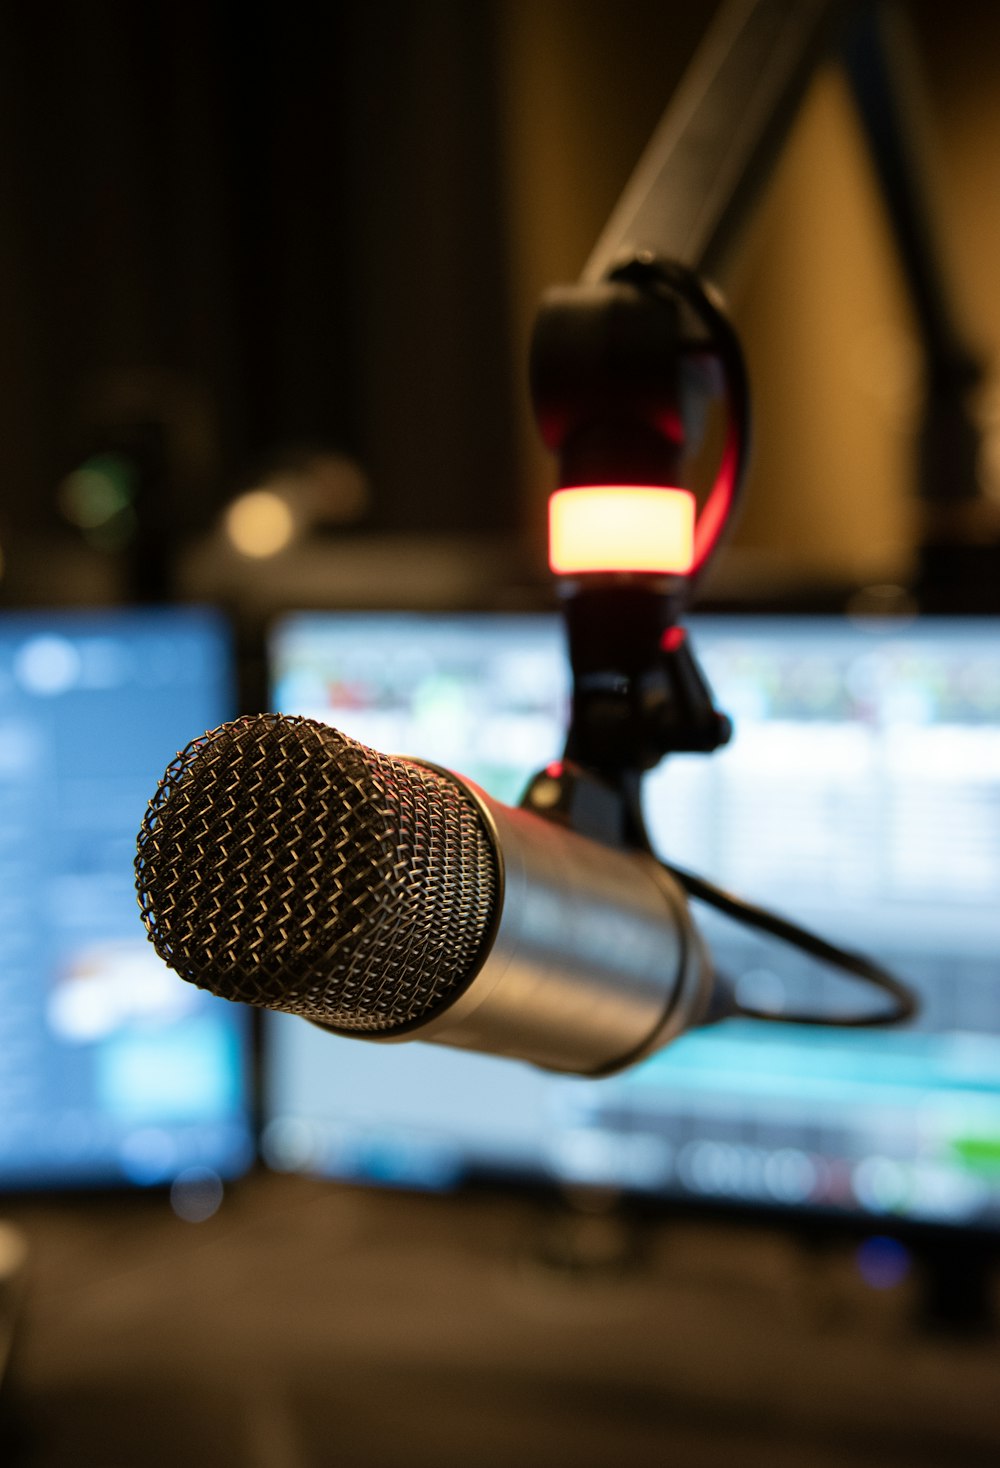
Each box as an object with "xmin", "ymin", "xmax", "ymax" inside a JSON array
[{"xmin": 3, "ymin": 1173, "xmax": 1000, "ymax": 1468}]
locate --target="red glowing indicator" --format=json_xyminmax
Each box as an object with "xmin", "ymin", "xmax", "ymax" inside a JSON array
[{"xmin": 548, "ymin": 486, "xmax": 696, "ymax": 576}]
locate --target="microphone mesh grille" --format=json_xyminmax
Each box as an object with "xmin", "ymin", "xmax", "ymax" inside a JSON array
[{"xmin": 135, "ymin": 715, "xmax": 500, "ymax": 1033}]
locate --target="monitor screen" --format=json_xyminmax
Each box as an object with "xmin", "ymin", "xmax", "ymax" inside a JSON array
[
  {"xmin": 0, "ymin": 607, "xmax": 253, "ymax": 1192},
  {"xmin": 264, "ymin": 611, "xmax": 1000, "ymax": 1231}
]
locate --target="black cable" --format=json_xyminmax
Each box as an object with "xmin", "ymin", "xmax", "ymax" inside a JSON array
[{"xmin": 660, "ymin": 857, "xmax": 919, "ymax": 1028}]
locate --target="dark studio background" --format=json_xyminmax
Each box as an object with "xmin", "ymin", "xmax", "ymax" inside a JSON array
[
  {"xmin": 2, "ymin": 2, "xmax": 1000, "ymax": 1466},
  {"xmin": 4, "ymin": 0, "xmax": 999, "ymax": 612},
  {"xmin": 0, "ymin": 0, "xmax": 525, "ymax": 604}
]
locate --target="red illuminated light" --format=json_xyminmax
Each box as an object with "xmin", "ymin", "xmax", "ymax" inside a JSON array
[{"xmin": 548, "ymin": 486, "xmax": 696, "ymax": 576}]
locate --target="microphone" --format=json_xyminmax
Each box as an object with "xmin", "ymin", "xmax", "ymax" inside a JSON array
[{"xmin": 135, "ymin": 714, "xmax": 717, "ymax": 1076}]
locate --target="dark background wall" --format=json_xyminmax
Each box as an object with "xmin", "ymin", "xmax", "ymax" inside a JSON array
[
  {"xmin": 0, "ymin": 0, "xmax": 997, "ymax": 605},
  {"xmin": 0, "ymin": 0, "xmax": 522, "ymax": 603}
]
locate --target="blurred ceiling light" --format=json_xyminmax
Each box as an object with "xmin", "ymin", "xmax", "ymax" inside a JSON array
[
  {"xmin": 224, "ymin": 452, "xmax": 368, "ymax": 559},
  {"xmin": 224, "ymin": 489, "xmax": 297, "ymax": 558},
  {"xmin": 255, "ymin": 452, "xmax": 369, "ymax": 528}
]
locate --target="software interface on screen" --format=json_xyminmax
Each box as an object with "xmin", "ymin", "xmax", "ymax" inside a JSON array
[
  {"xmin": 0, "ymin": 608, "xmax": 253, "ymax": 1191},
  {"xmin": 265, "ymin": 612, "xmax": 1000, "ymax": 1229}
]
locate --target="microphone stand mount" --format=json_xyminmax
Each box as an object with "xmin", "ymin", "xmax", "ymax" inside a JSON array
[{"xmin": 525, "ymin": 252, "xmax": 749, "ymax": 836}]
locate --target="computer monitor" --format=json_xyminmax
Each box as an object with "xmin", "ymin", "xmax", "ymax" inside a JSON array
[
  {"xmin": 0, "ymin": 607, "xmax": 253, "ymax": 1192},
  {"xmin": 264, "ymin": 611, "xmax": 1000, "ymax": 1232}
]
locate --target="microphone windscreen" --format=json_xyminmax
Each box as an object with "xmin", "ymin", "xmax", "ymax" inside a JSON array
[{"xmin": 135, "ymin": 715, "xmax": 499, "ymax": 1032}]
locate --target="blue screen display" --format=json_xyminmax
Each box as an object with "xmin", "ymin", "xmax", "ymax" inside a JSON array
[
  {"xmin": 264, "ymin": 612, "xmax": 1000, "ymax": 1230},
  {"xmin": 0, "ymin": 608, "xmax": 253, "ymax": 1191}
]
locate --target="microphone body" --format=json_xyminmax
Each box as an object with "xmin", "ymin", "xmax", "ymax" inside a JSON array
[
  {"xmin": 135, "ymin": 716, "xmax": 714, "ymax": 1077},
  {"xmin": 345, "ymin": 767, "xmax": 711, "ymax": 1074}
]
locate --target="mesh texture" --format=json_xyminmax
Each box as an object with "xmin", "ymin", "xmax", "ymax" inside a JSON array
[{"xmin": 135, "ymin": 714, "xmax": 500, "ymax": 1032}]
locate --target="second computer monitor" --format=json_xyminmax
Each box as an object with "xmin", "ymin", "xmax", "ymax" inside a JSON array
[{"xmin": 265, "ymin": 611, "xmax": 1000, "ymax": 1234}]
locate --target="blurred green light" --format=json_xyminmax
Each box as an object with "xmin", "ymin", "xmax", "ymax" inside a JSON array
[
  {"xmin": 951, "ymin": 1135, "xmax": 1000, "ymax": 1175},
  {"xmin": 57, "ymin": 453, "xmax": 136, "ymax": 530}
]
